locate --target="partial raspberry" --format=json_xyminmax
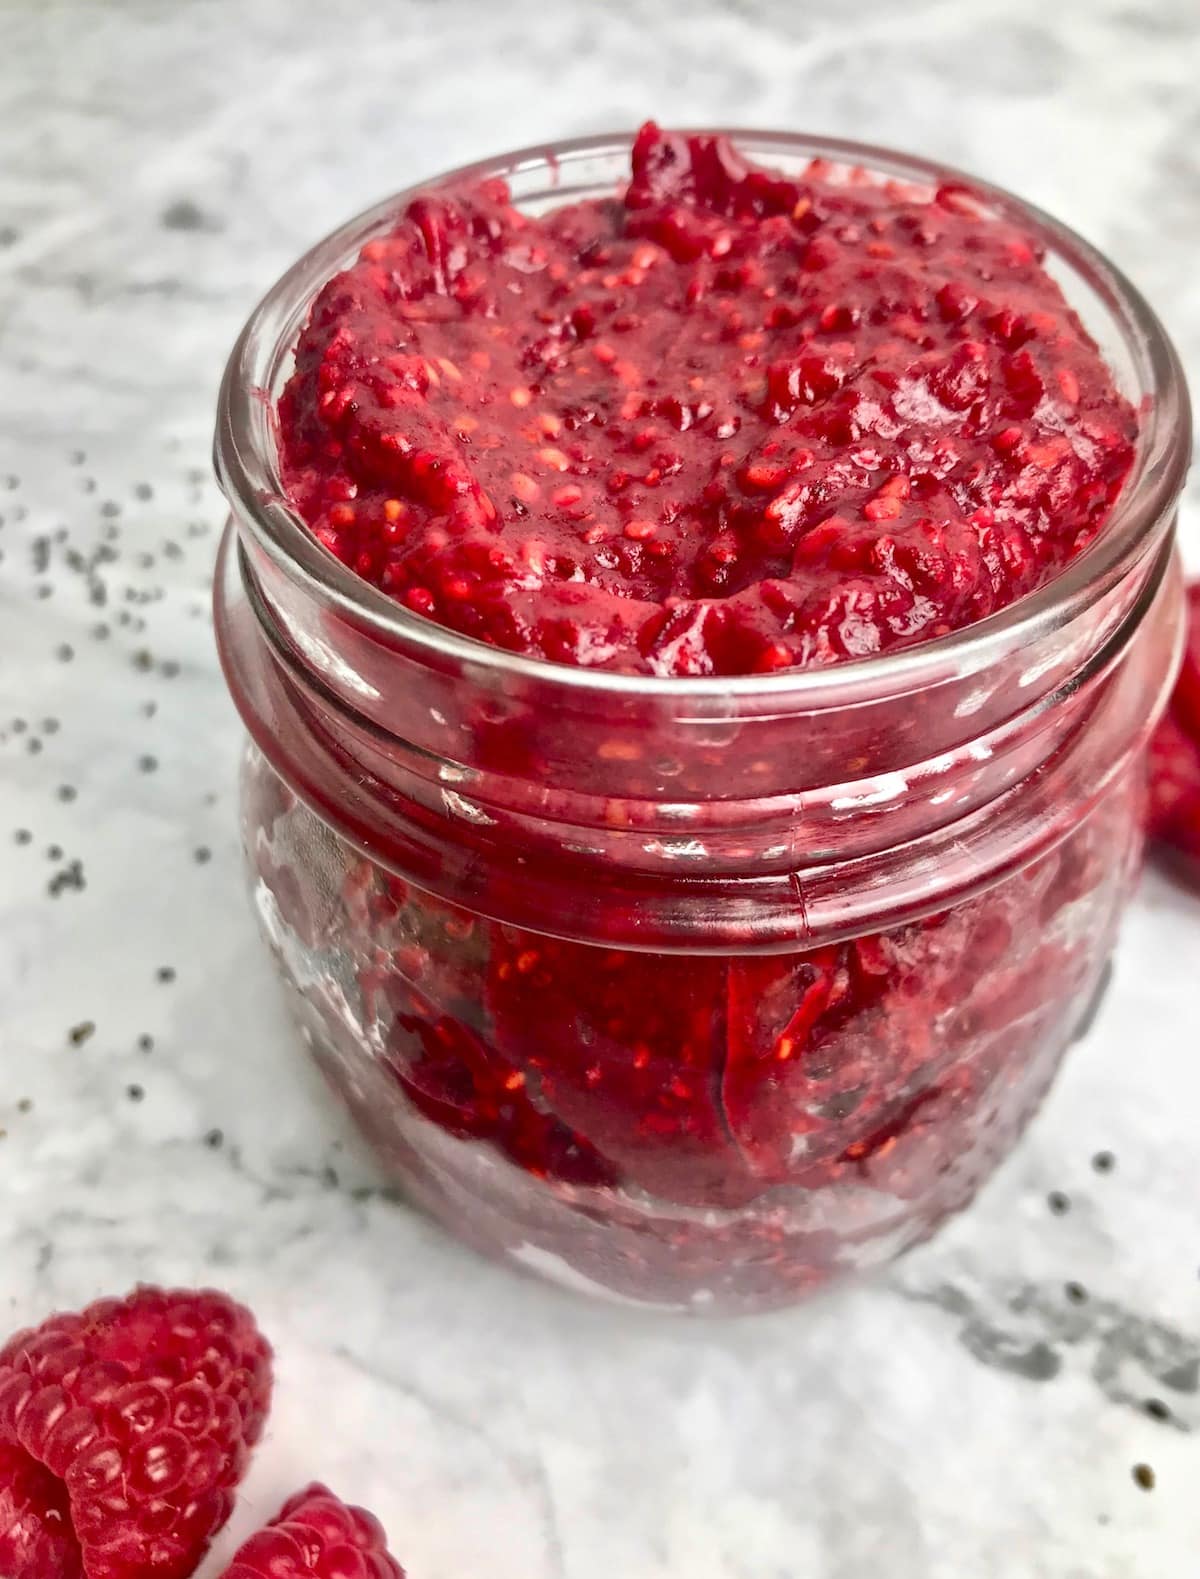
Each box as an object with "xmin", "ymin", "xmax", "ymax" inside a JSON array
[
  {"xmin": 221, "ymin": 1484, "xmax": 404, "ymax": 1579},
  {"xmin": 1147, "ymin": 708, "xmax": 1200, "ymax": 889},
  {"xmin": 0, "ymin": 1286, "xmax": 273, "ymax": 1579},
  {"xmin": 0, "ymin": 1443, "xmax": 81, "ymax": 1579},
  {"xmin": 1171, "ymin": 580, "xmax": 1200, "ymax": 740},
  {"xmin": 1147, "ymin": 582, "xmax": 1200, "ymax": 892}
]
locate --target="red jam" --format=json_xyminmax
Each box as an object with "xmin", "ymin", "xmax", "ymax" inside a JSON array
[
  {"xmin": 247, "ymin": 756, "xmax": 1140, "ymax": 1304},
  {"xmin": 279, "ymin": 123, "xmax": 1136, "ymax": 676},
  {"xmin": 233, "ymin": 129, "xmax": 1169, "ymax": 1309}
]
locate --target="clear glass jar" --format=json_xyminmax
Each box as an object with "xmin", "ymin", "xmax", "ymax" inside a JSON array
[{"xmin": 213, "ymin": 132, "xmax": 1190, "ymax": 1313}]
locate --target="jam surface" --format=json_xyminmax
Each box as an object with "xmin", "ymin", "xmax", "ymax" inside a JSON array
[{"xmin": 279, "ymin": 123, "xmax": 1137, "ymax": 676}]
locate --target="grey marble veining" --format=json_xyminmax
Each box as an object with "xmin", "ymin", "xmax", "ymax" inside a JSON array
[{"xmin": 0, "ymin": 2, "xmax": 1198, "ymax": 1576}]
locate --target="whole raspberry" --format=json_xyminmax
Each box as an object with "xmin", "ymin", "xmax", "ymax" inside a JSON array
[
  {"xmin": 221, "ymin": 1484, "xmax": 405, "ymax": 1579},
  {"xmin": 0, "ymin": 1285, "xmax": 272, "ymax": 1579}
]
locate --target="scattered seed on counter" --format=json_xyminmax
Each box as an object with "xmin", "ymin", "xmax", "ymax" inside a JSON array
[
  {"xmin": 57, "ymin": 785, "xmax": 77, "ymax": 803},
  {"xmin": 156, "ymin": 966, "xmax": 176, "ymax": 984},
  {"xmin": 1132, "ymin": 1463, "xmax": 1156, "ymax": 1491},
  {"xmin": 48, "ymin": 860, "xmax": 85, "ymax": 898},
  {"xmin": 13, "ymin": 829, "xmax": 31, "ymax": 845},
  {"xmin": 138, "ymin": 755, "xmax": 158, "ymax": 773},
  {"xmin": 126, "ymin": 1084, "xmax": 144, "ymax": 1103},
  {"xmin": 194, "ymin": 846, "xmax": 211, "ymax": 864},
  {"xmin": 1048, "ymin": 1191, "xmax": 1071, "ymax": 1215},
  {"xmin": 1064, "ymin": 1281, "xmax": 1088, "ymax": 1304},
  {"xmin": 1092, "ymin": 1150, "xmax": 1116, "ymax": 1173},
  {"xmin": 1143, "ymin": 1399, "xmax": 1172, "ymax": 1423},
  {"xmin": 55, "ymin": 643, "xmax": 74, "ymax": 662},
  {"xmin": 204, "ymin": 1128, "xmax": 224, "ymax": 1149},
  {"xmin": 67, "ymin": 1022, "xmax": 96, "ymax": 1047},
  {"xmin": 137, "ymin": 1034, "xmax": 153, "ymax": 1052}
]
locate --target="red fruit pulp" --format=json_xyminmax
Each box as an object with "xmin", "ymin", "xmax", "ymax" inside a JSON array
[
  {"xmin": 249, "ymin": 764, "xmax": 1139, "ymax": 1285},
  {"xmin": 251, "ymin": 127, "xmax": 1154, "ymax": 1303},
  {"xmin": 279, "ymin": 123, "xmax": 1136, "ymax": 677}
]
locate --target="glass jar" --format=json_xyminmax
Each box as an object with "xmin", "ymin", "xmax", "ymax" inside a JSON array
[{"xmin": 213, "ymin": 132, "xmax": 1190, "ymax": 1313}]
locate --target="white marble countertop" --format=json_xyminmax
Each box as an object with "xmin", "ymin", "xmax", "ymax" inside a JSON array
[{"xmin": 1, "ymin": 1, "xmax": 1198, "ymax": 1575}]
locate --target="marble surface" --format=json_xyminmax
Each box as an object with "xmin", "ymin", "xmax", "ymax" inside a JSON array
[{"xmin": 1, "ymin": 1, "xmax": 1199, "ymax": 1574}]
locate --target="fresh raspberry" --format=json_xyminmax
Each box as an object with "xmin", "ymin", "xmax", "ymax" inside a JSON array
[
  {"xmin": 1171, "ymin": 580, "xmax": 1200, "ymax": 740},
  {"xmin": 220, "ymin": 1484, "xmax": 405, "ymax": 1579},
  {"xmin": 1147, "ymin": 708, "xmax": 1200, "ymax": 889},
  {"xmin": 0, "ymin": 1286, "xmax": 273, "ymax": 1579},
  {"xmin": 1146, "ymin": 582, "xmax": 1200, "ymax": 892},
  {"xmin": 0, "ymin": 1443, "xmax": 81, "ymax": 1579}
]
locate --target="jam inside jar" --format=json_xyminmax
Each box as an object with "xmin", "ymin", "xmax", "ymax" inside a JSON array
[{"xmin": 214, "ymin": 132, "xmax": 1190, "ymax": 1312}]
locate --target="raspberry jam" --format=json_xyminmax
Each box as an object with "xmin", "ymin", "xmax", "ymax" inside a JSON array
[
  {"xmin": 215, "ymin": 132, "xmax": 1190, "ymax": 1311},
  {"xmin": 278, "ymin": 124, "xmax": 1136, "ymax": 677}
]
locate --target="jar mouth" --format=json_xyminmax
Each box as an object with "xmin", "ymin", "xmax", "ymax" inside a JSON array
[{"xmin": 214, "ymin": 126, "xmax": 1190, "ymax": 704}]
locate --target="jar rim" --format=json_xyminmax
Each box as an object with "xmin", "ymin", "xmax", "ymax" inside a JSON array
[{"xmin": 214, "ymin": 126, "xmax": 1190, "ymax": 704}]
